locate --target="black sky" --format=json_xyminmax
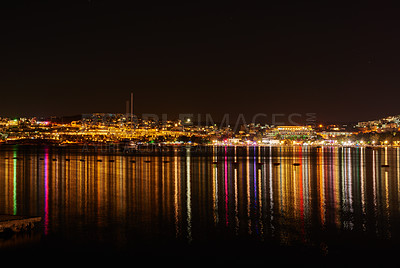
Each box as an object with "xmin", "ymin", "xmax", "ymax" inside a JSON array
[{"xmin": 1, "ymin": 1, "xmax": 400, "ymax": 123}]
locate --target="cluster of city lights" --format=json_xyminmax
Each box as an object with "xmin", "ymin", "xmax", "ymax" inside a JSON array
[{"xmin": 1, "ymin": 114, "xmax": 399, "ymax": 147}]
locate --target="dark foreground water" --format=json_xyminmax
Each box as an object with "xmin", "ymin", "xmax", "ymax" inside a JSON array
[{"xmin": 1, "ymin": 145, "xmax": 400, "ymax": 264}]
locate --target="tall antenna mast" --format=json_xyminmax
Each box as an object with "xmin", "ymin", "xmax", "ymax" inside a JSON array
[{"xmin": 130, "ymin": 92, "xmax": 134, "ymax": 129}]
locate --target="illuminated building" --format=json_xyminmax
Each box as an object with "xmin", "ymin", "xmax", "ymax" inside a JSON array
[
  {"xmin": 271, "ymin": 126, "xmax": 315, "ymax": 139},
  {"xmin": 318, "ymin": 131, "xmax": 355, "ymax": 139}
]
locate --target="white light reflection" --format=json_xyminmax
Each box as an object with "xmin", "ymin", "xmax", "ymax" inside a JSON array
[
  {"xmin": 372, "ymin": 149, "xmax": 378, "ymax": 234},
  {"xmin": 360, "ymin": 147, "xmax": 367, "ymax": 231},
  {"xmin": 212, "ymin": 146, "xmax": 219, "ymax": 225},
  {"xmin": 186, "ymin": 147, "xmax": 192, "ymax": 243},
  {"xmin": 269, "ymin": 146, "xmax": 274, "ymax": 235},
  {"xmin": 174, "ymin": 153, "xmax": 180, "ymax": 237}
]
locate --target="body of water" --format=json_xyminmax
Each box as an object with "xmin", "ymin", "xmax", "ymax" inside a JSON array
[{"xmin": 1, "ymin": 145, "xmax": 400, "ymax": 263}]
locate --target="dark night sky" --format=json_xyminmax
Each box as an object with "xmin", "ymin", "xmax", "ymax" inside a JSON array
[{"xmin": 1, "ymin": 1, "xmax": 400, "ymax": 123}]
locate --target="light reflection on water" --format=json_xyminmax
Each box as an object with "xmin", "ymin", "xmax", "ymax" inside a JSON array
[{"xmin": 1, "ymin": 145, "xmax": 400, "ymax": 257}]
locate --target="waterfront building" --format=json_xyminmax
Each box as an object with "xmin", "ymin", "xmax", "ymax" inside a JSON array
[
  {"xmin": 271, "ymin": 125, "xmax": 315, "ymax": 139},
  {"xmin": 318, "ymin": 131, "xmax": 355, "ymax": 139}
]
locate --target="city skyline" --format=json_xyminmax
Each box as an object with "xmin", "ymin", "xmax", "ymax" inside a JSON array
[{"xmin": 2, "ymin": 109, "xmax": 400, "ymax": 147}]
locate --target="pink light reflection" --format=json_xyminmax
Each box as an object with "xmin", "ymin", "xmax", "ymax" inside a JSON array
[
  {"xmin": 44, "ymin": 148, "xmax": 49, "ymax": 235},
  {"xmin": 225, "ymin": 147, "xmax": 228, "ymax": 226}
]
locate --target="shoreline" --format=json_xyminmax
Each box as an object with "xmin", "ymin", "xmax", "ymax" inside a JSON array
[
  {"xmin": 0, "ymin": 140, "xmax": 397, "ymax": 148},
  {"xmin": 0, "ymin": 141, "xmax": 397, "ymax": 153}
]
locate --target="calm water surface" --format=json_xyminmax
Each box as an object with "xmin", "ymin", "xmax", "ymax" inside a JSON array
[{"xmin": 1, "ymin": 145, "xmax": 400, "ymax": 262}]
